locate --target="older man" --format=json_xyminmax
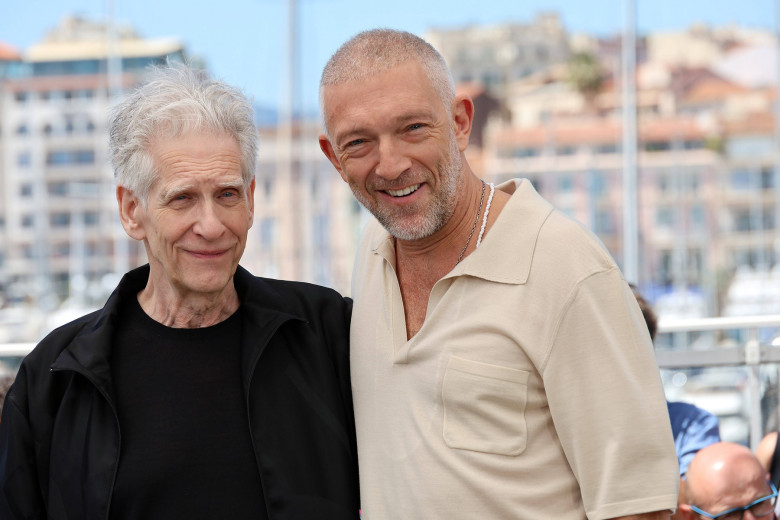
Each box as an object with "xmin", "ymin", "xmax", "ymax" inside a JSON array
[
  {"xmin": 679, "ymin": 442, "xmax": 778, "ymax": 519},
  {"xmin": 0, "ymin": 64, "xmax": 360, "ymax": 519},
  {"xmin": 319, "ymin": 29, "xmax": 678, "ymax": 519}
]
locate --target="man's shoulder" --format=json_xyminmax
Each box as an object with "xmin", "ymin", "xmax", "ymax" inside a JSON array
[
  {"xmin": 236, "ymin": 267, "xmax": 350, "ymax": 318},
  {"xmin": 14, "ymin": 308, "xmax": 101, "ymax": 386},
  {"xmin": 33, "ymin": 309, "xmax": 100, "ymax": 352},
  {"xmin": 667, "ymin": 400, "xmax": 718, "ymax": 423},
  {"xmin": 499, "ymin": 178, "xmax": 612, "ymax": 265}
]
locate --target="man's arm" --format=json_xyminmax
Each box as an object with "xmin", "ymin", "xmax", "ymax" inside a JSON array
[
  {"xmin": 544, "ymin": 270, "xmax": 679, "ymax": 517},
  {"xmin": 0, "ymin": 383, "xmax": 47, "ymax": 519}
]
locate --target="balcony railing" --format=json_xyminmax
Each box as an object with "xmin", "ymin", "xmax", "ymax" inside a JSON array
[
  {"xmin": 656, "ymin": 315, "xmax": 780, "ymax": 449},
  {"xmin": 2, "ymin": 315, "xmax": 780, "ymax": 449}
]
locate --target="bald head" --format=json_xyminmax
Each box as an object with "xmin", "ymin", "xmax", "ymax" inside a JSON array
[
  {"xmin": 684, "ymin": 442, "xmax": 773, "ymax": 517},
  {"xmin": 319, "ymin": 28, "xmax": 456, "ymax": 135}
]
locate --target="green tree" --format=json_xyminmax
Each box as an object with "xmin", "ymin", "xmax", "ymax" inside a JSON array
[{"xmin": 566, "ymin": 52, "xmax": 604, "ymax": 114}]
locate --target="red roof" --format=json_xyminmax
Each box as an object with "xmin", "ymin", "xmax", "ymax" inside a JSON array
[{"xmin": 0, "ymin": 41, "xmax": 21, "ymax": 61}]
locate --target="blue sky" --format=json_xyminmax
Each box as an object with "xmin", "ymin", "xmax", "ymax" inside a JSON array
[{"xmin": 2, "ymin": 0, "xmax": 776, "ymax": 112}]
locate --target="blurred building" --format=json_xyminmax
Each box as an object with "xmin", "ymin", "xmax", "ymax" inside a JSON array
[
  {"xmin": 0, "ymin": 15, "xmax": 184, "ymax": 316},
  {"xmin": 433, "ymin": 16, "xmax": 779, "ymax": 317},
  {"xmin": 243, "ymin": 121, "xmax": 365, "ymax": 295},
  {"xmin": 0, "ymin": 15, "xmax": 364, "ymax": 343},
  {"xmin": 426, "ymin": 13, "xmax": 571, "ymax": 101}
]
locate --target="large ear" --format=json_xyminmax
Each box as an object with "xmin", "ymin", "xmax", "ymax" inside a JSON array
[
  {"xmin": 675, "ymin": 503, "xmax": 695, "ymax": 520},
  {"xmin": 452, "ymin": 94, "xmax": 475, "ymax": 152},
  {"xmin": 116, "ymin": 186, "xmax": 146, "ymax": 240},
  {"xmin": 247, "ymin": 178, "xmax": 256, "ymax": 228},
  {"xmin": 319, "ymin": 134, "xmax": 348, "ymax": 183}
]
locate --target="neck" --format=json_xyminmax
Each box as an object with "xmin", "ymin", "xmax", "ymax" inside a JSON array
[
  {"xmin": 137, "ymin": 282, "xmax": 240, "ymax": 328},
  {"xmin": 395, "ymin": 171, "xmax": 484, "ymax": 268}
]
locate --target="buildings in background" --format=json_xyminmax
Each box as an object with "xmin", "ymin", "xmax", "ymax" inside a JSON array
[
  {"xmin": 428, "ymin": 16, "xmax": 779, "ymax": 319},
  {"xmin": 1, "ymin": 13, "xmax": 779, "ymax": 342},
  {"xmin": 0, "ymin": 16, "xmax": 184, "ymax": 321},
  {"xmin": 246, "ymin": 121, "xmax": 364, "ymax": 292},
  {"xmin": 0, "ymin": 16, "xmax": 362, "ymax": 341}
]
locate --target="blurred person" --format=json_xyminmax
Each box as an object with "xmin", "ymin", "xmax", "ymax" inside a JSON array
[
  {"xmin": 756, "ymin": 431, "xmax": 780, "ymax": 516},
  {"xmin": 0, "ymin": 63, "xmax": 360, "ymax": 520},
  {"xmin": 632, "ymin": 285, "xmax": 720, "ymax": 520},
  {"xmin": 319, "ymin": 28, "xmax": 678, "ymax": 520},
  {"xmin": 631, "ymin": 284, "xmax": 721, "ymax": 477},
  {"xmin": 679, "ymin": 442, "xmax": 777, "ymax": 520}
]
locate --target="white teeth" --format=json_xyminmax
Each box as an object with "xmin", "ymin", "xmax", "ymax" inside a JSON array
[{"xmin": 387, "ymin": 184, "xmax": 420, "ymax": 197}]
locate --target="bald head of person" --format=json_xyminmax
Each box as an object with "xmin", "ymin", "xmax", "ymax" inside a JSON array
[{"xmin": 680, "ymin": 442, "xmax": 777, "ymax": 520}]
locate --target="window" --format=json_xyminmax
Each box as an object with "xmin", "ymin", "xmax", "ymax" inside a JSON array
[
  {"xmin": 50, "ymin": 212, "xmax": 70, "ymax": 227},
  {"xmin": 17, "ymin": 152, "xmax": 31, "ymax": 167},
  {"xmin": 589, "ymin": 171, "xmax": 607, "ymax": 199},
  {"xmin": 513, "ymin": 147, "xmax": 539, "ymax": 158},
  {"xmin": 260, "ymin": 217, "xmax": 277, "ymax": 249},
  {"xmin": 48, "ymin": 182, "xmax": 68, "ymax": 196},
  {"xmin": 16, "ymin": 124, "xmax": 28, "ymax": 136},
  {"xmin": 74, "ymin": 89, "xmax": 95, "ymax": 100},
  {"xmin": 46, "ymin": 149, "xmax": 95, "ymax": 166},
  {"xmin": 658, "ymin": 173, "xmax": 670, "ymax": 194},
  {"xmin": 262, "ymin": 175, "xmax": 275, "ymax": 201},
  {"xmin": 558, "ymin": 175, "xmax": 573, "ymax": 193},
  {"xmin": 645, "ymin": 141, "xmax": 671, "ymax": 152},
  {"xmin": 84, "ymin": 211, "xmax": 100, "ymax": 226},
  {"xmin": 730, "ymin": 170, "xmax": 756, "ymax": 191},
  {"xmin": 733, "ymin": 210, "xmax": 752, "ymax": 232},
  {"xmin": 595, "ymin": 209, "xmax": 615, "ymax": 234},
  {"xmin": 761, "ymin": 167, "xmax": 775, "ymax": 189},
  {"xmin": 595, "ymin": 144, "xmax": 618, "ymax": 154},
  {"xmin": 19, "ymin": 183, "xmax": 33, "ymax": 197},
  {"xmin": 656, "ymin": 207, "xmax": 675, "ymax": 229},
  {"xmin": 53, "ymin": 242, "xmax": 70, "ymax": 257},
  {"xmin": 690, "ymin": 205, "xmax": 705, "ymax": 231},
  {"xmin": 21, "ymin": 214, "xmax": 34, "ymax": 228}
]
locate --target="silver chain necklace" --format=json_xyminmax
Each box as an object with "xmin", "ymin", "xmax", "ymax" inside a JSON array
[{"xmin": 456, "ymin": 179, "xmax": 486, "ymax": 266}]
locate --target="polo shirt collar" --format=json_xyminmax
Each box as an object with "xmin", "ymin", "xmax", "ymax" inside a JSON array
[{"xmin": 369, "ymin": 178, "xmax": 554, "ymax": 285}]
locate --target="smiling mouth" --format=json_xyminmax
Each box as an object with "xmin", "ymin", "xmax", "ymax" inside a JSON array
[
  {"xmin": 385, "ymin": 184, "xmax": 421, "ymax": 197},
  {"xmin": 190, "ymin": 249, "xmax": 227, "ymax": 258}
]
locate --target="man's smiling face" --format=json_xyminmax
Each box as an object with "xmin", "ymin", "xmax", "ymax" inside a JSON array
[{"xmin": 320, "ymin": 61, "xmax": 463, "ymax": 241}]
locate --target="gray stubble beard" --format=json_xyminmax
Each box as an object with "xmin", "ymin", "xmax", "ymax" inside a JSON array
[{"xmin": 350, "ymin": 134, "xmax": 463, "ymax": 242}]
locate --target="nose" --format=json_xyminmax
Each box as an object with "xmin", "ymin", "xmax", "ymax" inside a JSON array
[
  {"xmin": 192, "ymin": 200, "xmax": 225, "ymax": 240},
  {"xmin": 374, "ymin": 137, "xmax": 412, "ymax": 180}
]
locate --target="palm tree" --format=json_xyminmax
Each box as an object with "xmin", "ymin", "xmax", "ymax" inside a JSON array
[{"xmin": 566, "ymin": 52, "xmax": 604, "ymax": 115}]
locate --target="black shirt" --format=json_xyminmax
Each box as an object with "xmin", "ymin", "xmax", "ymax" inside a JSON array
[{"xmin": 109, "ymin": 297, "xmax": 267, "ymax": 519}]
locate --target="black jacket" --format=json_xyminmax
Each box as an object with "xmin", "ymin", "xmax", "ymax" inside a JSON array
[{"xmin": 0, "ymin": 265, "xmax": 360, "ymax": 519}]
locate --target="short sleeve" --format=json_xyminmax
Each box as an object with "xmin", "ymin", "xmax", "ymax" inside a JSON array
[{"xmin": 543, "ymin": 269, "xmax": 679, "ymax": 519}]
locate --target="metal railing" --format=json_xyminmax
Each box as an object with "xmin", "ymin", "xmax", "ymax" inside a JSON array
[
  {"xmin": 0, "ymin": 343, "xmax": 36, "ymax": 357},
  {"xmin": 3, "ymin": 315, "xmax": 780, "ymax": 448},
  {"xmin": 656, "ymin": 314, "xmax": 780, "ymax": 449}
]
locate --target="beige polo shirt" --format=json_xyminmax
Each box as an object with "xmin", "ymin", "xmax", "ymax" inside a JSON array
[{"xmin": 350, "ymin": 179, "xmax": 678, "ymax": 519}]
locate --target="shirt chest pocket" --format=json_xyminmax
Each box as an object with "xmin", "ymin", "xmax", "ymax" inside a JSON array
[{"xmin": 441, "ymin": 355, "xmax": 529, "ymax": 456}]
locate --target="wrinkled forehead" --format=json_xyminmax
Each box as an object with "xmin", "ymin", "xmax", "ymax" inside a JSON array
[
  {"xmin": 321, "ymin": 62, "xmax": 447, "ymax": 133},
  {"xmin": 700, "ymin": 474, "xmax": 773, "ymax": 514}
]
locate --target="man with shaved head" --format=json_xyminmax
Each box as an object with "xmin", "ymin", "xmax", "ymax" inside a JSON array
[
  {"xmin": 319, "ymin": 28, "xmax": 678, "ymax": 520},
  {"xmin": 680, "ymin": 442, "xmax": 778, "ymax": 519}
]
